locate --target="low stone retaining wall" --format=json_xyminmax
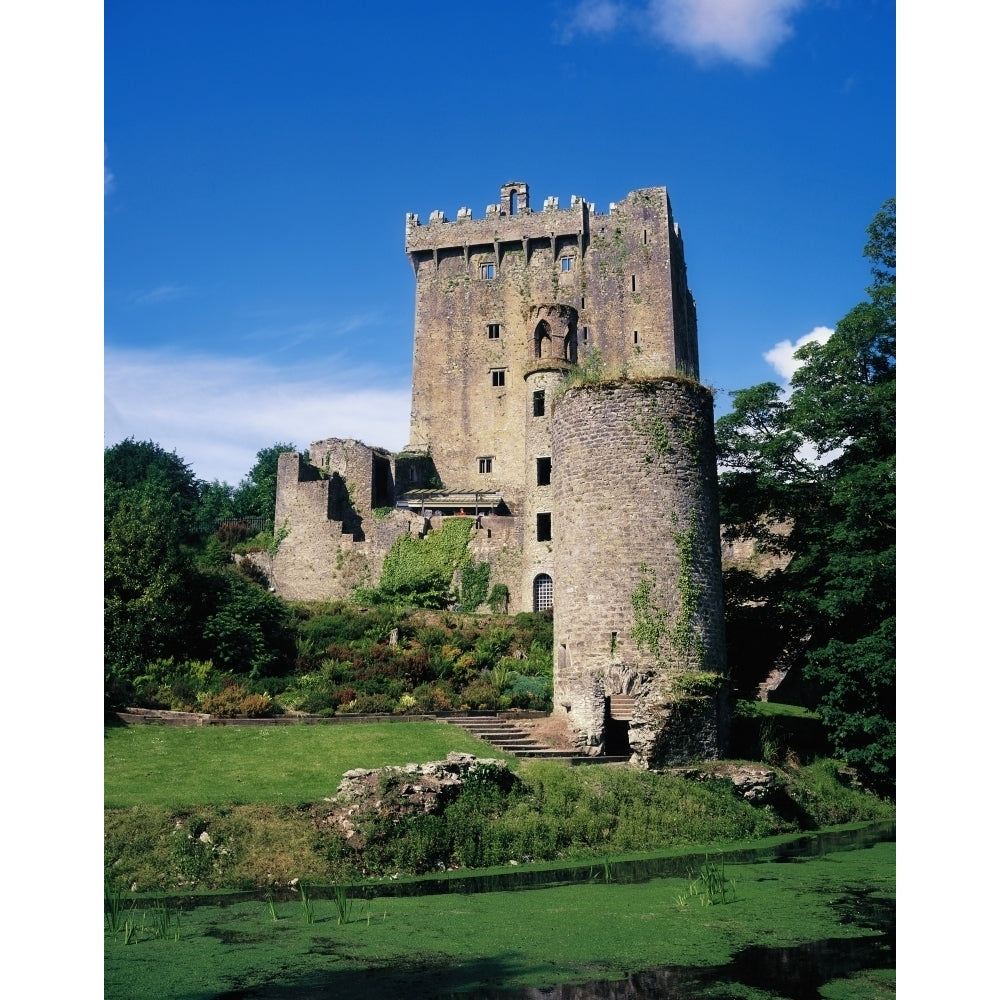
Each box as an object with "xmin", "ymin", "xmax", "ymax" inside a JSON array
[{"xmin": 109, "ymin": 708, "xmax": 548, "ymax": 728}]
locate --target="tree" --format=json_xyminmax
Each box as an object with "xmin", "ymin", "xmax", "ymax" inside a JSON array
[
  {"xmin": 104, "ymin": 476, "xmax": 199, "ymax": 678},
  {"xmin": 232, "ymin": 442, "xmax": 297, "ymax": 522},
  {"xmin": 716, "ymin": 199, "xmax": 895, "ymax": 792}
]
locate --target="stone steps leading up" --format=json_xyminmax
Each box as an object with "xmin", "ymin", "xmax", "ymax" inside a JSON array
[{"xmin": 445, "ymin": 715, "xmax": 629, "ymax": 764}]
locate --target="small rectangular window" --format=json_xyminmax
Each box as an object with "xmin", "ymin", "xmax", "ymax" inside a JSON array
[
  {"xmin": 536, "ymin": 457, "xmax": 551, "ymax": 486},
  {"xmin": 631, "ymin": 274, "xmax": 636, "ymax": 292},
  {"xmin": 491, "ymin": 368, "xmax": 506, "ymax": 387},
  {"xmin": 643, "ymin": 229, "xmax": 647, "ymax": 245},
  {"xmin": 480, "ymin": 262, "xmax": 495, "ymax": 279},
  {"xmin": 582, "ymin": 326, "xmax": 588, "ymax": 343},
  {"xmin": 487, "ymin": 323, "xmax": 500, "ymax": 339},
  {"xmin": 560, "ymin": 257, "xmax": 573, "ymax": 272},
  {"xmin": 634, "ymin": 330, "xmax": 639, "ymax": 345},
  {"xmin": 536, "ymin": 512, "xmax": 552, "ymax": 542},
  {"xmin": 478, "ymin": 457, "xmax": 493, "ymax": 474},
  {"xmin": 533, "ymin": 390, "xmax": 545, "ymax": 416}
]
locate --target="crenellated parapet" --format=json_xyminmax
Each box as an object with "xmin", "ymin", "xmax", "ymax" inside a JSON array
[{"xmin": 405, "ymin": 182, "xmax": 601, "ymax": 266}]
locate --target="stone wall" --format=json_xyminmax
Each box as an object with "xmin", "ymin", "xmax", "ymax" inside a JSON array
[
  {"xmin": 551, "ymin": 376, "xmax": 728, "ymax": 766},
  {"xmin": 404, "ymin": 184, "xmax": 698, "ymax": 514},
  {"xmin": 271, "ymin": 445, "xmax": 417, "ymax": 602}
]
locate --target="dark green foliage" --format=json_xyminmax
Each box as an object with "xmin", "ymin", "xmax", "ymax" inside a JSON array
[
  {"xmin": 105, "ymin": 439, "xmax": 299, "ymax": 703},
  {"xmin": 460, "ymin": 560, "xmax": 491, "ymax": 610},
  {"xmin": 487, "ymin": 583, "xmax": 510, "ymax": 614},
  {"xmin": 105, "ymin": 474, "xmax": 200, "ymax": 678},
  {"xmin": 200, "ymin": 572, "xmax": 296, "ymax": 677},
  {"xmin": 105, "ymin": 438, "xmax": 200, "ymax": 519},
  {"xmin": 232, "ymin": 442, "xmax": 296, "ymax": 522},
  {"xmin": 373, "ymin": 517, "xmax": 474, "ymax": 608},
  {"xmin": 716, "ymin": 199, "xmax": 895, "ymax": 792}
]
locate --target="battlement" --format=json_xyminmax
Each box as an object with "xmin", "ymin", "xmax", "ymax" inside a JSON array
[{"xmin": 405, "ymin": 182, "xmax": 665, "ymax": 256}]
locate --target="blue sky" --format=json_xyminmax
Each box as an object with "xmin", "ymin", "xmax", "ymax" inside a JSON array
[{"xmin": 104, "ymin": 0, "xmax": 895, "ymax": 485}]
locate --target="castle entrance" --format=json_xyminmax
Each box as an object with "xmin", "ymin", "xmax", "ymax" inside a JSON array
[{"xmin": 604, "ymin": 695, "xmax": 634, "ymax": 757}]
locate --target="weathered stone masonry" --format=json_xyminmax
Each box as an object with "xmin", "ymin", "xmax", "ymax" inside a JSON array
[
  {"xmin": 551, "ymin": 377, "xmax": 728, "ymax": 766},
  {"xmin": 271, "ymin": 181, "xmax": 728, "ymax": 764}
]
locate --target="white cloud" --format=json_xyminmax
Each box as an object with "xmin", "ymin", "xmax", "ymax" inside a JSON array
[
  {"xmin": 764, "ymin": 325, "xmax": 833, "ymax": 383},
  {"xmin": 104, "ymin": 348, "xmax": 412, "ymax": 485},
  {"xmin": 129, "ymin": 284, "xmax": 190, "ymax": 305},
  {"xmin": 104, "ymin": 144, "xmax": 114, "ymax": 196},
  {"xmin": 569, "ymin": 0, "xmax": 625, "ymax": 34},
  {"xmin": 568, "ymin": 0, "xmax": 803, "ymax": 67}
]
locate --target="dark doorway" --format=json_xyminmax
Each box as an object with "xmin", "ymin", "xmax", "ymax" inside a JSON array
[{"xmin": 604, "ymin": 696, "xmax": 632, "ymax": 756}]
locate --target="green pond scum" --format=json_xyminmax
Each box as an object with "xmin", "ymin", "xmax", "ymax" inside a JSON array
[{"xmin": 105, "ymin": 838, "xmax": 894, "ymax": 1000}]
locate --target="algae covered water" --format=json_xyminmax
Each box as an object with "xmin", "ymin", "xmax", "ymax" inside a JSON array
[{"xmin": 105, "ymin": 823, "xmax": 894, "ymax": 999}]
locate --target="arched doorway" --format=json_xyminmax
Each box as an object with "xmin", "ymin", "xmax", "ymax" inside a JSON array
[{"xmin": 533, "ymin": 573, "xmax": 553, "ymax": 612}]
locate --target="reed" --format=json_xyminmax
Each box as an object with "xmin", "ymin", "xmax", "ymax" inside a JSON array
[{"xmin": 333, "ymin": 884, "xmax": 352, "ymax": 925}]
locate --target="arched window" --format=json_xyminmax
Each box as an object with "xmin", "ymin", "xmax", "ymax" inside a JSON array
[
  {"xmin": 534, "ymin": 321, "xmax": 551, "ymax": 359},
  {"xmin": 533, "ymin": 573, "xmax": 553, "ymax": 612},
  {"xmin": 564, "ymin": 329, "xmax": 578, "ymax": 364}
]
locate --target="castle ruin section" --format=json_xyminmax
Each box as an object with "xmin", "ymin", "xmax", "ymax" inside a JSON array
[
  {"xmin": 271, "ymin": 440, "xmax": 415, "ymax": 601},
  {"xmin": 551, "ymin": 377, "xmax": 729, "ymax": 767}
]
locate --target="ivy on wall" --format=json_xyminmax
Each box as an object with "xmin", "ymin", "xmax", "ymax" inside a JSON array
[{"xmin": 367, "ymin": 517, "xmax": 474, "ymax": 608}]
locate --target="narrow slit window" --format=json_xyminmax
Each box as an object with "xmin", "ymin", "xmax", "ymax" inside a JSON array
[
  {"xmin": 581, "ymin": 296, "xmax": 585, "ymax": 309},
  {"xmin": 536, "ymin": 512, "xmax": 552, "ymax": 542},
  {"xmin": 478, "ymin": 457, "xmax": 493, "ymax": 474},
  {"xmin": 491, "ymin": 369, "xmax": 506, "ymax": 387},
  {"xmin": 633, "ymin": 330, "xmax": 639, "ymax": 345},
  {"xmin": 480, "ymin": 262, "xmax": 495, "ymax": 280},
  {"xmin": 487, "ymin": 323, "xmax": 500, "ymax": 339},
  {"xmin": 533, "ymin": 389, "xmax": 545, "ymax": 416},
  {"xmin": 631, "ymin": 274, "xmax": 636, "ymax": 292},
  {"xmin": 582, "ymin": 326, "xmax": 588, "ymax": 343},
  {"xmin": 536, "ymin": 457, "xmax": 551, "ymax": 486},
  {"xmin": 643, "ymin": 229, "xmax": 647, "ymax": 245}
]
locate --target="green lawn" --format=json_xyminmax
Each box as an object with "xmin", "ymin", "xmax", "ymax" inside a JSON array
[{"xmin": 104, "ymin": 721, "xmax": 509, "ymax": 808}]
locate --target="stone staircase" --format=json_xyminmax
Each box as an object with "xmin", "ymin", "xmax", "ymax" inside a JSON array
[{"xmin": 446, "ymin": 715, "xmax": 630, "ymax": 765}]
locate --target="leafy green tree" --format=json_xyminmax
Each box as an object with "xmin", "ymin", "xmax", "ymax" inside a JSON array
[
  {"xmin": 716, "ymin": 199, "xmax": 895, "ymax": 792},
  {"xmin": 196, "ymin": 478, "xmax": 238, "ymax": 528},
  {"xmin": 232, "ymin": 442, "xmax": 297, "ymax": 522},
  {"xmin": 105, "ymin": 438, "xmax": 199, "ymax": 519},
  {"xmin": 104, "ymin": 476, "xmax": 199, "ymax": 679},
  {"xmin": 200, "ymin": 571, "xmax": 296, "ymax": 677}
]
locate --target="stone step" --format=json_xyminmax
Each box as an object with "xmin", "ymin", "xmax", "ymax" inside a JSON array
[{"xmin": 444, "ymin": 715, "xmax": 628, "ymax": 765}]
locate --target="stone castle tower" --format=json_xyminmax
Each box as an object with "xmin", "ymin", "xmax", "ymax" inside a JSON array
[{"xmin": 271, "ymin": 182, "xmax": 728, "ymax": 765}]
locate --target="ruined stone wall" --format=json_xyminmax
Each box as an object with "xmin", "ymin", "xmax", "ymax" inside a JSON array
[
  {"xmin": 550, "ymin": 377, "xmax": 727, "ymax": 766},
  {"xmin": 271, "ymin": 447, "xmax": 416, "ymax": 602}
]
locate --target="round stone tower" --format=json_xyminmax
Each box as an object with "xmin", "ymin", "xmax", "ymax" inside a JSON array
[{"xmin": 550, "ymin": 375, "xmax": 728, "ymax": 767}]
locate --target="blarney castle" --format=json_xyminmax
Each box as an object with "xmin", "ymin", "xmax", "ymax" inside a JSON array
[{"xmin": 271, "ymin": 182, "xmax": 729, "ymax": 766}]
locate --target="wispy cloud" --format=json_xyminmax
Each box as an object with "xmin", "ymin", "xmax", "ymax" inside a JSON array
[
  {"xmin": 104, "ymin": 144, "xmax": 114, "ymax": 196},
  {"xmin": 129, "ymin": 284, "xmax": 191, "ymax": 305},
  {"xmin": 567, "ymin": 0, "xmax": 804, "ymax": 67},
  {"xmin": 764, "ymin": 325, "xmax": 833, "ymax": 384},
  {"xmin": 104, "ymin": 348, "xmax": 412, "ymax": 485}
]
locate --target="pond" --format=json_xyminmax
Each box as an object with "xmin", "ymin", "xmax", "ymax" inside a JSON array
[{"xmin": 106, "ymin": 823, "xmax": 895, "ymax": 1000}]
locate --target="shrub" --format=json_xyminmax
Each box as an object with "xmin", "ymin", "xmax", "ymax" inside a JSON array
[
  {"xmin": 199, "ymin": 683, "xmax": 274, "ymax": 718},
  {"xmin": 342, "ymin": 692, "xmax": 396, "ymax": 714},
  {"xmin": 460, "ymin": 678, "xmax": 500, "ymax": 711}
]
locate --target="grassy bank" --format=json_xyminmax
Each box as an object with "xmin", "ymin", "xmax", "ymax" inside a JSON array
[{"xmin": 105, "ymin": 722, "xmax": 893, "ymax": 892}]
